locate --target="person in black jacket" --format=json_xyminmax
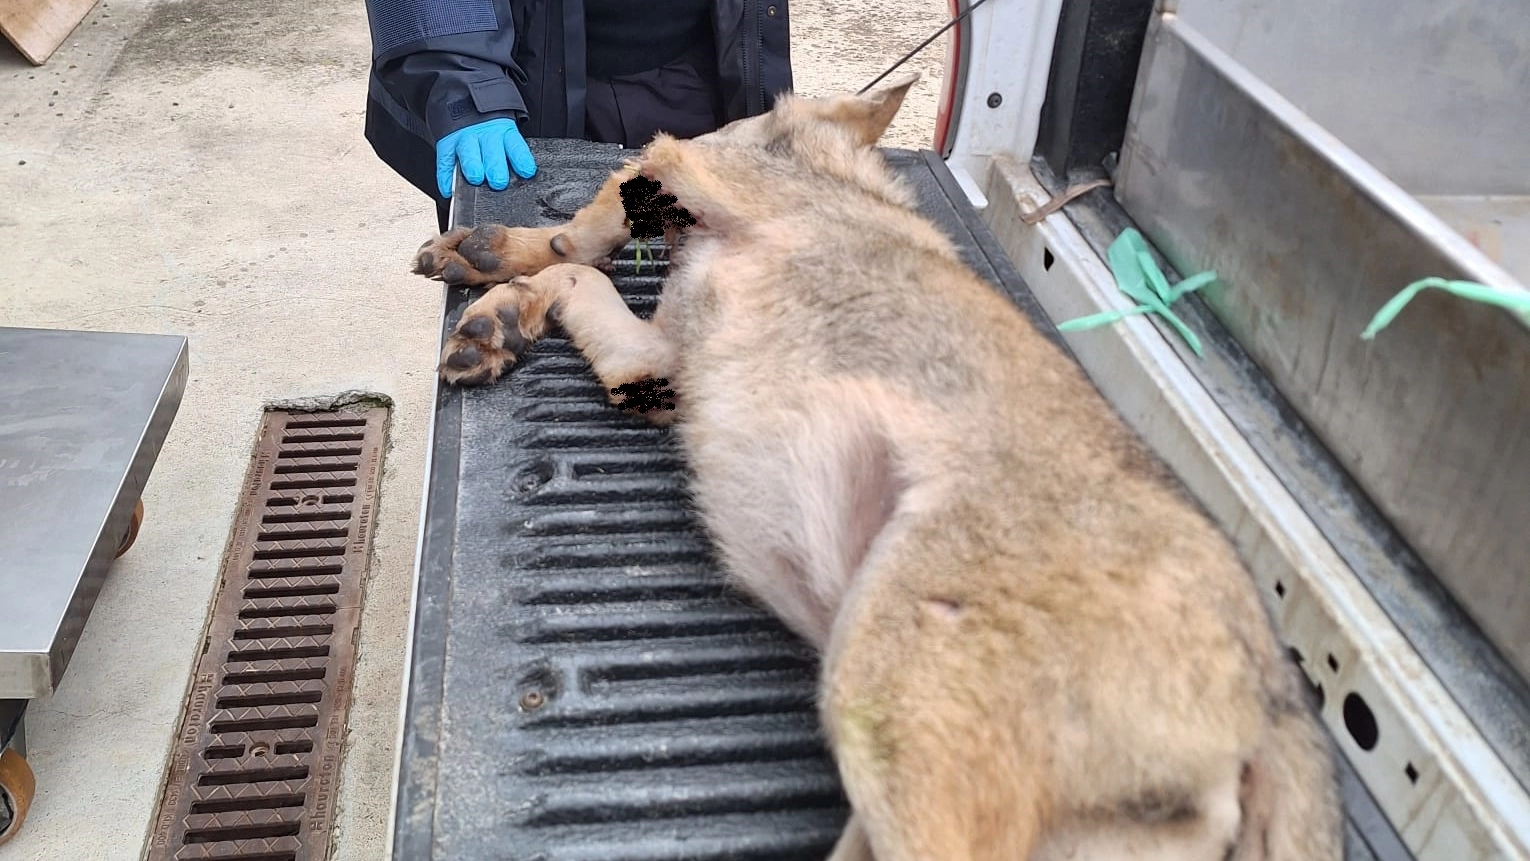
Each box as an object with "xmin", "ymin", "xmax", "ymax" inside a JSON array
[{"xmin": 363, "ymin": 0, "xmax": 793, "ymax": 231}]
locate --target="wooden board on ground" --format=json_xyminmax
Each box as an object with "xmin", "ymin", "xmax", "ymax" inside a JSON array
[{"xmin": 0, "ymin": 0, "xmax": 101, "ymax": 65}]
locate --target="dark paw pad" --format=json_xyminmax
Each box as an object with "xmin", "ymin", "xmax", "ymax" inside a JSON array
[
  {"xmin": 459, "ymin": 228, "xmax": 504, "ymax": 273},
  {"xmin": 445, "ymin": 344, "xmax": 482, "ymax": 370},
  {"xmin": 459, "ymin": 315, "xmax": 495, "ymax": 341},
  {"xmin": 496, "ymin": 306, "xmax": 530, "ymax": 354}
]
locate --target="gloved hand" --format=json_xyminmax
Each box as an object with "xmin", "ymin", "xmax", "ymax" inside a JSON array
[{"xmin": 435, "ymin": 118, "xmax": 537, "ymax": 198}]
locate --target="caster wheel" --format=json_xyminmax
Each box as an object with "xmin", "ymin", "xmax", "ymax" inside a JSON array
[
  {"xmin": 115, "ymin": 499, "xmax": 145, "ymax": 559},
  {"xmin": 0, "ymin": 747, "xmax": 35, "ymax": 847}
]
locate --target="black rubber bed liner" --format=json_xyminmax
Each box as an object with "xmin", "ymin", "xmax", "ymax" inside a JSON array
[{"xmin": 394, "ymin": 139, "xmax": 1410, "ymax": 861}]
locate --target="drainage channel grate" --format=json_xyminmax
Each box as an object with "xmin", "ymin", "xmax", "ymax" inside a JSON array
[{"xmin": 148, "ymin": 407, "xmax": 387, "ymax": 861}]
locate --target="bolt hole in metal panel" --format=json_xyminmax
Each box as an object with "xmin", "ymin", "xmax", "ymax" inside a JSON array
[{"xmin": 148, "ymin": 408, "xmax": 387, "ymax": 861}]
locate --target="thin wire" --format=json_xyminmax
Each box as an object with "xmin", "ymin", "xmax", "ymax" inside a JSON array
[{"xmin": 857, "ymin": 0, "xmax": 998, "ymax": 95}]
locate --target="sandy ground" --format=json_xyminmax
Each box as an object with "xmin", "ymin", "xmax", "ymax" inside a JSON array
[{"xmin": 0, "ymin": 0, "xmax": 945, "ymax": 858}]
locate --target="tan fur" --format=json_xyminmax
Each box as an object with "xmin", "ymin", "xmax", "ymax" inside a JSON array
[
  {"xmin": 415, "ymin": 71, "xmax": 1343, "ymax": 860},
  {"xmin": 414, "ymin": 162, "xmax": 635, "ymax": 286}
]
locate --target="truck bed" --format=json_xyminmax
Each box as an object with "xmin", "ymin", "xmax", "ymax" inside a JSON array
[{"xmin": 393, "ymin": 139, "xmax": 1411, "ymax": 861}]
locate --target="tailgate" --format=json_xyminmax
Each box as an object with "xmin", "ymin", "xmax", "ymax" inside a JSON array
[{"xmin": 392, "ymin": 139, "xmax": 1405, "ymax": 861}]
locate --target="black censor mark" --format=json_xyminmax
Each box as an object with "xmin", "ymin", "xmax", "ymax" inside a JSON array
[
  {"xmin": 611, "ymin": 378, "xmax": 677, "ymax": 413},
  {"xmin": 619, "ymin": 175, "xmax": 697, "ymax": 239}
]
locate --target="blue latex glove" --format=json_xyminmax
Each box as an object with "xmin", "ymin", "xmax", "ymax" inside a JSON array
[{"xmin": 435, "ymin": 118, "xmax": 537, "ymax": 198}]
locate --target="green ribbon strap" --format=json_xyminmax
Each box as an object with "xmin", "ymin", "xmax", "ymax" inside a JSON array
[
  {"xmin": 1055, "ymin": 228, "xmax": 1217, "ymax": 357},
  {"xmin": 1360, "ymin": 277, "xmax": 1530, "ymax": 340}
]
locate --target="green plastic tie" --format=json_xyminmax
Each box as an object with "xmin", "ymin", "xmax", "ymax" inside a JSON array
[
  {"xmin": 634, "ymin": 238, "xmax": 647, "ymax": 274},
  {"xmin": 1055, "ymin": 228, "xmax": 1217, "ymax": 357},
  {"xmin": 1360, "ymin": 277, "xmax": 1530, "ymax": 340}
]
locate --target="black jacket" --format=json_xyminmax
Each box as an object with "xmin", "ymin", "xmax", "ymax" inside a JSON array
[{"xmin": 364, "ymin": 0, "xmax": 793, "ymax": 200}]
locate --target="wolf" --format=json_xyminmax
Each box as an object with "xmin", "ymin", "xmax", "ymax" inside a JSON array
[{"xmin": 409, "ymin": 71, "xmax": 1343, "ymax": 861}]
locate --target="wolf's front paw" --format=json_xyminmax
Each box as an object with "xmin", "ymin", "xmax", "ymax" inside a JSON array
[
  {"xmin": 438, "ymin": 280, "xmax": 546, "ymax": 386},
  {"xmin": 412, "ymin": 224, "xmax": 564, "ymax": 286}
]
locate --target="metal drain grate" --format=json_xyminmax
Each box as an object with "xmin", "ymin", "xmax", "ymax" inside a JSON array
[{"xmin": 149, "ymin": 408, "xmax": 387, "ymax": 861}]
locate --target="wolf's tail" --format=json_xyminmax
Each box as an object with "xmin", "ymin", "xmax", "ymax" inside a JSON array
[{"xmin": 1233, "ymin": 687, "xmax": 1344, "ymax": 861}]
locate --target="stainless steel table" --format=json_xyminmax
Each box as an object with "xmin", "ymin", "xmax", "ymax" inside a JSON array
[
  {"xmin": 0, "ymin": 328, "xmax": 186, "ymax": 844},
  {"xmin": 0, "ymin": 326, "xmax": 187, "ymax": 843},
  {"xmin": 0, "ymin": 326, "xmax": 188, "ymax": 698}
]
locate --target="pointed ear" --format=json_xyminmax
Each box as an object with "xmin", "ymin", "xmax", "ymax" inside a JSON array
[{"xmin": 818, "ymin": 71, "xmax": 921, "ymax": 147}]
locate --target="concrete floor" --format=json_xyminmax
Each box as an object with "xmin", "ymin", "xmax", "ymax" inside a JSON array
[{"xmin": 0, "ymin": 1, "xmax": 945, "ymax": 858}]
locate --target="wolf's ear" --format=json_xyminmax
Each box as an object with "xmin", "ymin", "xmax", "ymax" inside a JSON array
[{"xmin": 817, "ymin": 71, "xmax": 920, "ymax": 147}]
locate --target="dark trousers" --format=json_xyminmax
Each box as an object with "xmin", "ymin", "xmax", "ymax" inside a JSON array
[
  {"xmin": 436, "ymin": 44, "xmax": 722, "ymax": 233},
  {"xmin": 585, "ymin": 41, "xmax": 722, "ymax": 147}
]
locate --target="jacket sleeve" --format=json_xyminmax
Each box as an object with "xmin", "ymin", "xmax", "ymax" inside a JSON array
[{"xmin": 365, "ymin": 0, "xmax": 530, "ymax": 142}]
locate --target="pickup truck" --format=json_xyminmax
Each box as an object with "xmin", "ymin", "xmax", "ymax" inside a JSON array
[{"xmin": 389, "ymin": 1, "xmax": 1530, "ymax": 859}]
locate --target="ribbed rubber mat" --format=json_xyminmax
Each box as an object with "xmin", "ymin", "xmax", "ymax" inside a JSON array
[
  {"xmin": 149, "ymin": 408, "xmax": 387, "ymax": 861},
  {"xmin": 403, "ymin": 235, "xmax": 847, "ymax": 860}
]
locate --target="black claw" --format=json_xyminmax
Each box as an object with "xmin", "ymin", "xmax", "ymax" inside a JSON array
[
  {"xmin": 446, "ymin": 344, "xmax": 482, "ymax": 370},
  {"xmin": 459, "ymin": 228, "xmax": 503, "ymax": 273},
  {"xmin": 459, "ymin": 315, "xmax": 494, "ymax": 341},
  {"xmin": 441, "ymin": 261, "xmax": 468, "ymax": 284},
  {"xmin": 497, "ymin": 306, "xmax": 530, "ymax": 353}
]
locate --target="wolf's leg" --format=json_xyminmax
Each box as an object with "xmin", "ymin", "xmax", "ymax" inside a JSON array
[
  {"xmin": 540, "ymin": 263, "xmax": 680, "ymax": 423},
  {"xmin": 439, "ymin": 264, "xmax": 679, "ymax": 420},
  {"xmin": 413, "ymin": 164, "xmax": 637, "ymax": 286},
  {"xmin": 819, "ymin": 569, "xmax": 1047, "ymax": 861},
  {"xmin": 1029, "ymin": 771, "xmax": 1242, "ymax": 861}
]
